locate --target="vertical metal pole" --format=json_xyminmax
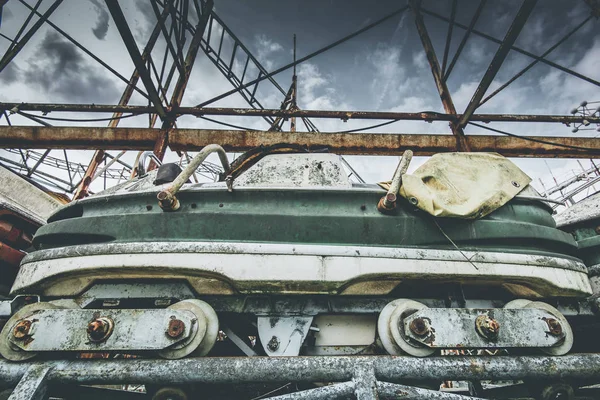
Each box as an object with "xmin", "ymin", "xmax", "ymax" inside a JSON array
[
  {"xmin": 291, "ymin": 34, "xmax": 297, "ymax": 132},
  {"xmin": 409, "ymin": 0, "xmax": 470, "ymax": 151}
]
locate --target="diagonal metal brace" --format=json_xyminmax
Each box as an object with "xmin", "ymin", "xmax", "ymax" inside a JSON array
[{"xmin": 7, "ymin": 364, "xmax": 52, "ymax": 400}]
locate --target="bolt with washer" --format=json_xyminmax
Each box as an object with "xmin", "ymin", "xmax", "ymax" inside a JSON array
[
  {"xmin": 267, "ymin": 336, "xmax": 280, "ymax": 351},
  {"xmin": 167, "ymin": 319, "xmax": 186, "ymax": 339},
  {"xmin": 13, "ymin": 320, "xmax": 33, "ymax": 340},
  {"xmin": 543, "ymin": 318, "xmax": 563, "ymax": 336},
  {"xmin": 475, "ymin": 315, "xmax": 500, "ymax": 340},
  {"xmin": 408, "ymin": 318, "xmax": 431, "ymax": 337},
  {"xmin": 87, "ymin": 317, "xmax": 115, "ymax": 342}
]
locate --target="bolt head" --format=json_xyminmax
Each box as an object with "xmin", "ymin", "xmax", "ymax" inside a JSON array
[
  {"xmin": 167, "ymin": 319, "xmax": 186, "ymax": 339},
  {"xmin": 408, "ymin": 318, "xmax": 431, "ymax": 337},
  {"xmin": 544, "ymin": 318, "xmax": 563, "ymax": 336},
  {"xmin": 475, "ymin": 315, "xmax": 500, "ymax": 340},
  {"xmin": 13, "ymin": 320, "xmax": 32, "ymax": 339},
  {"xmin": 267, "ymin": 336, "xmax": 280, "ymax": 351},
  {"xmin": 87, "ymin": 317, "xmax": 114, "ymax": 342}
]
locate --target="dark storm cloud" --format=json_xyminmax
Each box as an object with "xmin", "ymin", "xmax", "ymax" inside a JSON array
[
  {"xmin": 22, "ymin": 31, "xmax": 119, "ymax": 102},
  {"xmin": 88, "ymin": 0, "xmax": 110, "ymax": 40},
  {"xmin": 0, "ymin": 63, "xmax": 21, "ymax": 85}
]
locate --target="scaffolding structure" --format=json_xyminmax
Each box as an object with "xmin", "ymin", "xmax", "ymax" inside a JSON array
[{"xmin": 0, "ymin": 0, "xmax": 599, "ymax": 199}]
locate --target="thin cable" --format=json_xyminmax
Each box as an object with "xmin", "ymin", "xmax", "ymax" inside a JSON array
[
  {"xmin": 339, "ymin": 119, "xmax": 399, "ymax": 133},
  {"xmin": 198, "ymin": 115, "xmax": 258, "ymax": 131},
  {"xmin": 431, "ymin": 217, "xmax": 479, "ymax": 270},
  {"xmin": 469, "ymin": 122, "xmax": 600, "ymax": 152},
  {"xmin": 17, "ymin": 111, "xmax": 142, "ymax": 122}
]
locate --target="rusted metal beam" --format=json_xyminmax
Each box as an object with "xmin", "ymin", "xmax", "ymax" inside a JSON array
[
  {"xmin": 457, "ymin": 0, "xmax": 537, "ymax": 128},
  {"xmin": 0, "ymin": 0, "xmax": 63, "ymax": 72},
  {"xmin": 2, "ymin": 126, "xmax": 599, "ymax": 158},
  {"xmin": 2, "ymin": 103, "xmax": 597, "ymax": 124},
  {"xmin": 105, "ymin": 0, "xmax": 167, "ymax": 120},
  {"xmin": 73, "ymin": 3, "xmax": 172, "ymax": 200},
  {"xmin": 151, "ymin": 0, "xmax": 214, "ymax": 163},
  {"xmin": 409, "ymin": 0, "xmax": 469, "ymax": 151}
]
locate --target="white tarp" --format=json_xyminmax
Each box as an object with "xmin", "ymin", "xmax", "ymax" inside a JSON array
[{"xmin": 393, "ymin": 153, "xmax": 531, "ymax": 219}]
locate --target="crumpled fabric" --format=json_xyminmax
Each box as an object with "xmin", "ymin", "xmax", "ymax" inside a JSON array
[{"xmin": 379, "ymin": 152, "xmax": 531, "ymax": 219}]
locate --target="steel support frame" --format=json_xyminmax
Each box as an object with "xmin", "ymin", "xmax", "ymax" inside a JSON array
[
  {"xmin": 105, "ymin": 0, "xmax": 167, "ymax": 120},
  {"xmin": 1, "ymin": 103, "xmax": 598, "ymax": 125},
  {"xmin": 420, "ymin": 6, "xmax": 600, "ymax": 88},
  {"xmin": 1, "ymin": 126, "xmax": 599, "ymax": 158},
  {"xmin": 0, "ymin": 0, "xmax": 64, "ymax": 73},
  {"xmin": 73, "ymin": 2, "xmax": 173, "ymax": 199},
  {"xmin": 457, "ymin": 0, "xmax": 537, "ymax": 128},
  {"xmin": 0, "ymin": 355, "xmax": 599, "ymax": 398},
  {"xmin": 151, "ymin": 0, "xmax": 214, "ymax": 164},
  {"xmin": 409, "ymin": 0, "xmax": 469, "ymax": 151}
]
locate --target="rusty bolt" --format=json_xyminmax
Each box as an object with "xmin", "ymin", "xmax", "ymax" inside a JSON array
[
  {"xmin": 595, "ymin": 225, "xmax": 600, "ymax": 235},
  {"xmin": 544, "ymin": 318, "xmax": 563, "ymax": 336},
  {"xmin": 408, "ymin": 318, "xmax": 431, "ymax": 337},
  {"xmin": 87, "ymin": 317, "xmax": 114, "ymax": 343},
  {"xmin": 267, "ymin": 336, "xmax": 280, "ymax": 351},
  {"xmin": 475, "ymin": 315, "xmax": 500, "ymax": 340},
  {"xmin": 13, "ymin": 320, "xmax": 32, "ymax": 340},
  {"xmin": 167, "ymin": 319, "xmax": 186, "ymax": 339}
]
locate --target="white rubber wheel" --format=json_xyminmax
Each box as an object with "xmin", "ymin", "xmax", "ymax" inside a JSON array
[
  {"xmin": 503, "ymin": 299, "xmax": 533, "ymax": 309},
  {"xmin": 158, "ymin": 299, "xmax": 218, "ymax": 359},
  {"xmin": 525, "ymin": 301, "xmax": 573, "ymax": 356},
  {"xmin": 504, "ymin": 299, "xmax": 573, "ymax": 356},
  {"xmin": 377, "ymin": 299, "xmax": 435, "ymax": 357},
  {"xmin": 0, "ymin": 302, "xmax": 62, "ymax": 361}
]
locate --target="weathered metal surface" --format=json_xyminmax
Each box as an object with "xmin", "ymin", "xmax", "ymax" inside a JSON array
[
  {"xmin": 257, "ymin": 316, "xmax": 313, "ymax": 356},
  {"xmin": 0, "ymin": 166, "xmax": 62, "ymax": 226},
  {"xmin": 6, "ymin": 364, "xmax": 51, "ymax": 400},
  {"xmin": 234, "ymin": 154, "xmax": 350, "ymax": 188},
  {"xmin": 3, "ymin": 103, "xmax": 599, "ymax": 124},
  {"xmin": 268, "ymin": 382, "xmax": 355, "ymax": 400},
  {"xmin": 2, "ymin": 126, "xmax": 599, "ymax": 158},
  {"xmin": 0, "ymin": 355, "xmax": 600, "ymax": 385},
  {"xmin": 6, "ymin": 308, "xmax": 194, "ymax": 352},
  {"xmin": 12, "ymin": 242, "xmax": 591, "ymax": 298},
  {"xmin": 403, "ymin": 308, "xmax": 564, "ymax": 349}
]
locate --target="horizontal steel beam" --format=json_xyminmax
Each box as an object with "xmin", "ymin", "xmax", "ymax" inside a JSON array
[
  {"xmin": 0, "ymin": 126, "xmax": 599, "ymax": 158},
  {"xmin": 0, "ymin": 355, "xmax": 599, "ymax": 386},
  {"xmin": 0, "ymin": 103, "xmax": 598, "ymax": 124}
]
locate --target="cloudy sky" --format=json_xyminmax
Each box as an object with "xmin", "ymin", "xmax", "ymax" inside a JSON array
[{"xmin": 0, "ymin": 0, "xmax": 599, "ymax": 200}]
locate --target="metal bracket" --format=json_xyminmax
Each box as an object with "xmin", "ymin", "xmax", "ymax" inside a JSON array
[
  {"xmin": 257, "ymin": 316, "xmax": 313, "ymax": 356},
  {"xmin": 404, "ymin": 308, "xmax": 565, "ymax": 349},
  {"xmin": 0, "ymin": 295, "xmax": 40, "ymax": 318},
  {"xmin": 7, "ymin": 308, "xmax": 195, "ymax": 352}
]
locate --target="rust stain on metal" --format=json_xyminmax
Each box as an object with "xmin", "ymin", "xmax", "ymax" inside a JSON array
[
  {"xmin": 166, "ymin": 319, "xmax": 186, "ymax": 339},
  {"xmin": 409, "ymin": 318, "xmax": 431, "ymax": 337},
  {"xmin": 87, "ymin": 317, "xmax": 114, "ymax": 343},
  {"xmin": 13, "ymin": 320, "xmax": 32, "ymax": 339},
  {"xmin": 542, "ymin": 317, "xmax": 563, "ymax": 336},
  {"xmin": 475, "ymin": 315, "xmax": 500, "ymax": 341}
]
